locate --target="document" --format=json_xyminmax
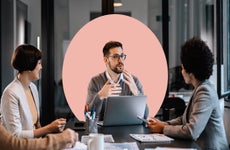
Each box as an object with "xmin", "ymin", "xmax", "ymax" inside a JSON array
[
  {"xmin": 130, "ymin": 134, "xmax": 174, "ymax": 142},
  {"xmin": 145, "ymin": 147, "xmax": 196, "ymax": 150},
  {"xmin": 105, "ymin": 142, "xmax": 139, "ymax": 150},
  {"xmin": 63, "ymin": 141, "xmax": 87, "ymax": 150},
  {"xmin": 81, "ymin": 134, "xmax": 114, "ymax": 145}
]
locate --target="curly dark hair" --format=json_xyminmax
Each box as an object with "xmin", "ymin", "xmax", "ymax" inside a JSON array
[
  {"xmin": 11, "ymin": 44, "xmax": 42, "ymax": 73},
  {"xmin": 180, "ymin": 37, "xmax": 214, "ymax": 81},
  {"xmin": 103, "ymin": 41, "xmax": 123, "ymax": 56}
]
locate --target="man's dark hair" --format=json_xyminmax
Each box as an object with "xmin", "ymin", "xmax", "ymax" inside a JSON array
[
  {"xmin": 11, "ymin": 44, "xmax": 42, "ymax": 73},
  {"xmin": 103, "ymin": 41, "xmax": 123, "ymax": 56},
  {"xmin": 180, "ymin": 37, "xmax": 214, "ymax": 81}
]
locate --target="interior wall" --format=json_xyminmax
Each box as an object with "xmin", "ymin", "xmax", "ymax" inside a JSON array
[
  {"xmin": 20, "ymin": 0, "xmax": 41, "ymax": 47},
  {"xmin": 53, "ymin": 0, "xmax": 101, "ymax": 82},
  {"xmin": 148, "ymin": 0, "xmax": 162, "ymax": 44},
  {"xmin": 54, "ymin": 0, "xmax": 153, "ymax": 82},
  {"xmin": 54, "ymin": 0, "xmax": 69, "ymax": 83},
  {"xmin": 168, "ymin": 0, "xmax": 215, "ymax": 69},
  {"xmin": 0, "ymin": 0, "xmax": 41, "ymax": 95},
  {"xmin": 1, "ymin": 0, "xmax": 14, "ymax": 94},
  {"xmin": 114, "ymin": 0, "xmax": 148, "ymax": 25}
]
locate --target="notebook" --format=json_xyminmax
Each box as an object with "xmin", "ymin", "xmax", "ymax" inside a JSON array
[
  {"xmin": 97, "ymin": 96, "xmax": 147, "ymax": 126},
  {"xmin": 130, "ymin": 134, "xmax": 174, "ymax": 142}
]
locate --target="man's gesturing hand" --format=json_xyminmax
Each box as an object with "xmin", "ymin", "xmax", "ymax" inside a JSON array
[
  {"xmin": 98, "ymin": 80, "xmax": 122, "ymax": 100},
  {"xmin": 123, "ymin": 70, "xmax": 139, "ymax": 96}
]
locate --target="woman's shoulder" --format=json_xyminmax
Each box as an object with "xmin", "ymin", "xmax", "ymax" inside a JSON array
[
  {"xmin": 196, "ymin": 80, "xmax": 218, "ymax": 101},
  {"xmin": 1, "ymin": 79, "xmax": 23, "ymax": 100},
  {"xmin": 3, "ymin": 79, "xmax": 22, "ymax": 93},
  {"xmin": 197, "ymin": 80, "xmax": 215, "ymax": 92}
]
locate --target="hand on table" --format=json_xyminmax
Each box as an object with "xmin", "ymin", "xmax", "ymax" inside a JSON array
[
  {"xmin": 147, "ymin": 117, "xmax": 168, "ymax": 133},
  {"xmin": 62, "ymin": 128, "xmax": 78, "ymax": 148}
]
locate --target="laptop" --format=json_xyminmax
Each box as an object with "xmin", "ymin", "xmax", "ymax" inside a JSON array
[{"xmin": 97, "ymin": 96, "xmax": 147, "ymax": 126}]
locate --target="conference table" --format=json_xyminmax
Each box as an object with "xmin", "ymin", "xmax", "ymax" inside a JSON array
[{"xmin": 66, "ymin": 118, "xmax": 201, "ymax": 150}]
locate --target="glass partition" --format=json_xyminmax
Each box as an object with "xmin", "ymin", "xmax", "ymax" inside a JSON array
[
  {"xmin": 168, "ymin": 0, "xmax": 216, "ymax": 101},
  {"xmin": 218, "ymin": 0, "xmax": 230, "ymax": 97},
  {"xmin": 0, "ymin": 0, "xmax": 41, "ymax": 93},
  {"xmin": 53, "ymin": 0, "xmax": 101, "ymax": 118},
  {"xmin": 114, "ymin": 0, "xmax": 162, "ymax": 43}
]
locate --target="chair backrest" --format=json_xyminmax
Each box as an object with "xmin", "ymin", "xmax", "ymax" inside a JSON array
[{"xmin": 160, "ymin": 97, "xmax": 186, "ymax": 121}]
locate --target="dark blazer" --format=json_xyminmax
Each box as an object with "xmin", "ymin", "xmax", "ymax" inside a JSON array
[{"xmin": 163, "ymin": 80, "xmax": 228, "ymax": 150}]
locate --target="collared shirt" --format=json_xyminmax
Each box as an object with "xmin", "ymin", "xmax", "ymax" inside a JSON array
[{"xmin": 105, "ymin": 71, "xmax": 123, "ymax": 84}]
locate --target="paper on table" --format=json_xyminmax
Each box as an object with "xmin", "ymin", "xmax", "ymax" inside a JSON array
[
  {"xmin": 81, "ymin": 134, "xmax": 114, "ymax": 145},
  {"xmin": 151, "ymin": 147, "xmax": 196, "ymax": 150},
  {"xmin": 130, "ymin": 134, "xmax": 174, "ymax": 142},
  {"xmin": 105, "ymin": 142, "xmax": 139, "ymax": 150},
  {"xmin": 63, "ymin": 141, "xmax": 87, "ymax": 150}
]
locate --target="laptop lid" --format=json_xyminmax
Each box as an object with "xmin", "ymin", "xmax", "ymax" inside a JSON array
[{"xmin": 99, "ymin": 96, "xmax": 147, "ymax": 126}]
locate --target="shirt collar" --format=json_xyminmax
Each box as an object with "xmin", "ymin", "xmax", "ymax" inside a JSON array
[{"xmin": 105, "ymin": 71, "xmax": 123, "ymax": 84}]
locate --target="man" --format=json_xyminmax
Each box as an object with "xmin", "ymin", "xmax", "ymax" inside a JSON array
[{"xmin": 86, "ymin": 41, "xmax": 148, "ymax": 121}]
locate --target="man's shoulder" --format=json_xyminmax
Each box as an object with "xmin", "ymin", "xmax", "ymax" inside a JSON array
[
  {"xmin": 131, "ymin": 74, "xmax": 140, "ymax": 82},
  {"xmin": 91, "ymin": 72, "xmax": 106, "ymax": 81}
]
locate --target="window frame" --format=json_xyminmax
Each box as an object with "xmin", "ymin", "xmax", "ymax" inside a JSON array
[{"xmin": 217, "ymin": 0, "xmax": 230, "ymax": 98}]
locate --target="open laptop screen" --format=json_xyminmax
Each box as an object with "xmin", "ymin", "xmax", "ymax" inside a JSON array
[{"xmin": 98, "ymin": 96, "xmax": 147, "ymax": 126}]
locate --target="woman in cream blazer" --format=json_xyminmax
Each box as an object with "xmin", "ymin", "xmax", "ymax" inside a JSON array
[
  {"xmin": 1, "ymin": 44, "xmax": 66, "ymax": 139},
  {"xmin": 1, "ymin": 77, "xmax": 40, "ymax": 138}
]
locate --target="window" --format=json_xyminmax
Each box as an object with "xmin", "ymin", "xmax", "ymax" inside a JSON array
[
  {"xmin": 217, "ymin": 0, "xmax": 230, "ymax": 97},
  {"xmin": 168, "ymin": 0, "xmax": 216, "ymax": 100}
]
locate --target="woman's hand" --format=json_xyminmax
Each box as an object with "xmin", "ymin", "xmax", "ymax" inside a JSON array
[
  {"xmin": 147, "ymin": 117, "xmax": 168, "ymax": 133},
  {"xmin": 47, "ymin": 118, "xmax": 66, "ymax": 133}
]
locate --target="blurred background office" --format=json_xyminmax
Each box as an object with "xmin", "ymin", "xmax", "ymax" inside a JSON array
[{"xmin": 0, "ymin": 0, "xmax": 229, "ymax": 145}]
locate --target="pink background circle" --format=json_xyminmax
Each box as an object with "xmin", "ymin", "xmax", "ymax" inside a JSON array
[{"xmin": 63, "ymin": 14, "xmax": 168, "ymax": 121}]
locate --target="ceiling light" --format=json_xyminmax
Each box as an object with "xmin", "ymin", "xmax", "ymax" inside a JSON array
[{"xmin": 114, "ymin": 0, "xmax": 123, "ymax": 7}]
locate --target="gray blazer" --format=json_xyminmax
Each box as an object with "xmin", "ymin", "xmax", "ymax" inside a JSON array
[
  {"xmin": 0, "ymin": 77, "xmax": 40, "ymax": 138},
  {"xmin": 163, "ymin": 80, "xmax": 228, "ymax": 149}
]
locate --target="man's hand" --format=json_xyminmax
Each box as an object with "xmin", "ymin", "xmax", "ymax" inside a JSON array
[
  {"xmin": 98, "ymin": 80, "xmax": 122, "ymax": 100},
  {"xmin": 123, "ymin": 70, "xmax": 139, "ymax": 96}
]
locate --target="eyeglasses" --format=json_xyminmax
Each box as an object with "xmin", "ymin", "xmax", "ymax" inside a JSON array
[{"xmin": 107, "ymin": 54, "xmax": 127, "ymax": 60}]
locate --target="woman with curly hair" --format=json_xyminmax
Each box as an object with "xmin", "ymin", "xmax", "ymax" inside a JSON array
[{"xmin": 147, "ymin": 37, "xmax": 228, "ymax": 149}]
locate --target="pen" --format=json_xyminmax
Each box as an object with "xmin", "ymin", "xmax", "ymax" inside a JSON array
[
  {"xmin": 91, "ymin": 107, "xmax": 96, "ymax": 119},
  {"xmin": 85, "ymin": 112, "xmax": 92, "ymax": 120},
  {"xmin": 84, "ymin": 104, "xmax": 88, "ymax": 114}
]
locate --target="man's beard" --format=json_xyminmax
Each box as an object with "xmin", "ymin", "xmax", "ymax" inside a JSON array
[{"xmin": 109, "ymin": 62, "xmax": 124, "ymax": 74}]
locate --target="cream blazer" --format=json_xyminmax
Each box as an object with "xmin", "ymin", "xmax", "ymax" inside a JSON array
[{"xmin": 0, "ymin": 77, "xmax": 40, "ymax": 138}]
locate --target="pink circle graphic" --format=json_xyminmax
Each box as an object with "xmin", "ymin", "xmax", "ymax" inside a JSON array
[{"xmin": 63, "ymin": 14, "xmax": 168, "ymax": 121}]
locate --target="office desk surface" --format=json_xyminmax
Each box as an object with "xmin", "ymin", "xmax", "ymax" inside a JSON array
[{"xmin": 66, "ymin": 119, "xmax": 201, "ymax": 150}]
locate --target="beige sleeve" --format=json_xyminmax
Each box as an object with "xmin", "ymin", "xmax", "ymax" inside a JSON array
[{"xmin": 0, "ymin": 125, "xmax": 68, "ymax": 150}]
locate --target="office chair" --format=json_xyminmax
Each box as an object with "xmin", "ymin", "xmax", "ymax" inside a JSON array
[{"xmin": 159, "ymin": 97, "xmax": 186, "ymax": 121}]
